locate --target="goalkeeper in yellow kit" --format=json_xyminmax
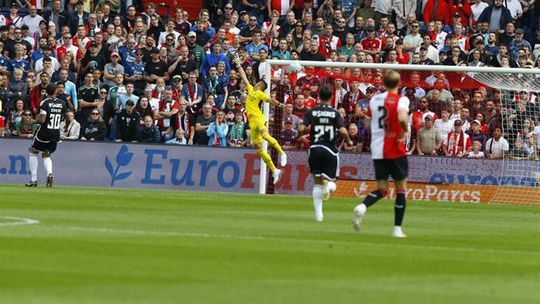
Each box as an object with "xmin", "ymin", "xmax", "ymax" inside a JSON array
[{"xmin": 234, "ymin": 55, "xmax": 287, "ymax": 184}]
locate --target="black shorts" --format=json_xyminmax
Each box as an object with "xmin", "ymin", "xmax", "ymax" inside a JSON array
[
  {"xmin": 373, "ymin": 157, "xmax": 408, "ymax": 181},
  {"xmin": 31, "ymin": 137, "xmax": 57, "ymax": 154},
  {"xmin": 308, "ymin": 145, "xmax": 339, "ymax": 181}
]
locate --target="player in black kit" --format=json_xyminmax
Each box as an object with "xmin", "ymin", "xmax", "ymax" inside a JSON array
[
  {"xmin": 26, "ymin": 84, "xmax": 66, "ymax": 188},
  {"xmin": 297, "ymin": 85, "xmax": 353, "ymax": 222}
]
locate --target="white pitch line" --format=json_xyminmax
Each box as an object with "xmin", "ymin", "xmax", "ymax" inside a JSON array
[
  {"xmin": 64, "ymin": 226, "xmax": 540, "ymax": 257},
  {"xmin": 0, "ymin": 216, "xmax": 40, "ymax": 227}
]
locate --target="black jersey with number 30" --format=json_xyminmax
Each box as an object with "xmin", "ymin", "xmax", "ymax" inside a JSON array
[
  {"xmin": 35, "ymin": 98, "xmax": 67, "ymax": 143},
  {"xmin": 303, "ymin": 105, "xmax": 344, "ymax": 152}
]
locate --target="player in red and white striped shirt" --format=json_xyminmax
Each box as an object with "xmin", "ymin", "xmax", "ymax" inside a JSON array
[{"xmin": 353, "ymin": 70, "xmax": 410, "ymax": 238}]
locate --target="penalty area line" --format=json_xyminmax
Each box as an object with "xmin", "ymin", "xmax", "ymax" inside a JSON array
[{"xmin": 0, "ymin": 216, "xmax": 40, "ymax": 227}]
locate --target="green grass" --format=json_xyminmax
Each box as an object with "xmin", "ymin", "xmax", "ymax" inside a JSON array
[{"xmin": 0, "ymin": 185, "xmax": 539, "ymax": 304}]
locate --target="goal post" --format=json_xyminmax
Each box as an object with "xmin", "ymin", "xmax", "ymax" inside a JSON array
[{"xmin": 261, "ymin": 59, "xmax": 540, "ymax": 205}]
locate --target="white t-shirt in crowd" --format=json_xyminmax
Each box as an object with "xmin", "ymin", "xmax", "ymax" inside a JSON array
[
  {"xmin": 434, "ymin": 119, "xmax": 454, "ymax": 141},
  {"xmin": 485, "ymin": 137, "xmax": 510, "ymax": 158}
]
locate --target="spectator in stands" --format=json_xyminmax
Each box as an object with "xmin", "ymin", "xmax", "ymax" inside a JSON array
[
  {"xmin": 202, "ymin": 43, "xmax": 230, "ymax": 81},
  {"xmin": 17, "ymin": 110, "xmax": 35, "ymax": 139},
  {"xmin": 180, "ymin": 71, "xmax": 204, "ymax": 114},
  {"xmin": 416, "ymin": 115, "xmax": 441, "ymax": 156},
  {"xmin": 468, "ymin": 140, "xmax": 485, "ymax": 158},
  {"xmin": 145, "ymin": 48, "xmax": 169, "ymax": 83},
  {"xmin": 81, "ymin": 110, "xmax": 107, "ymax": 141},
  {"xmin": 166, "ymin": 128, "xmax": 188, "ymax": 145},
  {"xmin": 207, "ymin": 110, "xmax": 228, "ymax": 147},
  {"xmin": 138, "ymin": 115, "xmax": 161, "ymax": 143},
  {"xmin": 485, "ymin": 127, "xmax": 509, "ymax": 159},
  {"xmin": 77, "ymin": 73, "xmax": 99, "ymax": 123},
  {"xmin": 279, "ymin": 116, "xmax": 297, "ymax": 150},
  {"xmin": 340, "ymin": 123, "xmax": 363, "ymax": 153},
  {"xmin": 434, "ymin": 107, "xmax": 455, "ymax": 141},
  {"xmin": 194, "ymin": 103, "xmax": 215, "ymax": 145},
  {"xmin": 135, "ymin": 97, "xmax": 153, "ymax": 124},
  {"xmin": 115, "ymin": 100, "xmax": 140, "ymax": 143},
  {"xmin": 443, "ymin": 119, "xmax": 472, "ymax": 157},
  {"xmin": 227, "ymin": 110, "xmax": 248, "ymax": 148},
  {"xmin": 8, "ymin": 68, "xmax": 29, "ymax": 109},
  {"xmin": 60, "ymin": 111, "xmax": 81, "ymax": 141}
]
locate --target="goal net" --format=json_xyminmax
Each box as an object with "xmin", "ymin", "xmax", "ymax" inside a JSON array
[{"xmin": 263, "ymin": 60, "xmax": 540, "ymax": 206}]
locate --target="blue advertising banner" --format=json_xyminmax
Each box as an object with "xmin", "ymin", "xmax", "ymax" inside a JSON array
[{"xmin": 0, "ymin": 138, "xmax": 263, "ymax": 193}]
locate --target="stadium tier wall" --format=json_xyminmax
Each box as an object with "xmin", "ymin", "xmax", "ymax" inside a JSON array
[{"xmin": 1, "ymin": 138, "xmax": 537, "ymax": 204}]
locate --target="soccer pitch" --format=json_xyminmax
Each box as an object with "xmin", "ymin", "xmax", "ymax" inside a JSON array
[{"xmin": 1, "ymin": 185, "xmax": 539, "ymax": 303}]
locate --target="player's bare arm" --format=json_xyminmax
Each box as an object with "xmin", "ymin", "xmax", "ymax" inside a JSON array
[
  {"xmin": 398, "ymin": 108, "xmax": 408, "ymax": 133},
  {"xmin": 234, "ymin": 55, "xmax": 250, "ymax": 86}
]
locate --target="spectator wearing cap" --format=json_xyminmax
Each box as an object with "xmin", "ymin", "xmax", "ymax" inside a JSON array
[
  {"xmin": 144, "ymin": 48, "xmax": 170, "ymax": 83},
  {"xmin": 7, "ymin": 3, "xmax": 23, "ymax": 28},
  {"xmin": 416, "ymin": 114, "xmax": 442, "ymax": 156},
  {"xmin": 279, "ymin": 115, "xmax": 298, "ymax": 150},
  {"xmin": 103, "ymin": 51, "xmax": 125, "ymax": 88},
  {"xmin": 115, "ymin": 99, "xmax": 141, "ymax": 143},
  {"xmin": 186, "ymin": 31, "xmax": 205, "ymax": 69},
  {"xmin": 201, "ymin": 43, "xmax": 230, "ymax": 81},
  {"xmin": 478, "ymin": 0, "xmax": 512, "ymax": 34},
  {"xmin": 20, "ymin": 25, "xmax": 35, "ymax": 49},
  {"xmin": 443, "ymin": 119, "xmax": 472, "ymax": 157},
  {"xmin": 466, "ymin": 118, "xmax": 488, "ymax": 150},
  {"xmin": 510, "ymin": 28, "xmax": 532, "ymax": 60}
]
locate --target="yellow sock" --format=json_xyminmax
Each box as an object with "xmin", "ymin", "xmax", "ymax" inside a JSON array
[
  {"xmin": 257, "ymin": 148, "xmax": 276, "ymax": 172},
  {"xmin": 262, "ymin": 133, "xmax": 284, "ymax": 155}
]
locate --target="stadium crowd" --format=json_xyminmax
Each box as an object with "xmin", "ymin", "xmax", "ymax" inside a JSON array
[{"xmin": 0, "ymin": 0, "xmax": 539, "ymax": 159}]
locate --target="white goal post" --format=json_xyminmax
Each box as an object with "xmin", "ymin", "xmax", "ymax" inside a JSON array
[{"xmin": 259, "ymin": 60, "xmax": 540, "ymax": 205}]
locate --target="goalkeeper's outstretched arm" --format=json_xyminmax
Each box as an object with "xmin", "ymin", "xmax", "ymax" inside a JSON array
[{"xmin": 234, "ymin": 55, "xmax": 251, "ymax": 87}]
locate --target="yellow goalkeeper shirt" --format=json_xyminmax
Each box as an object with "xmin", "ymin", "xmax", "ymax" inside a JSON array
[{"xmin": 245, "ymin": 84, "xmax": 269, "ymax": 122}]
